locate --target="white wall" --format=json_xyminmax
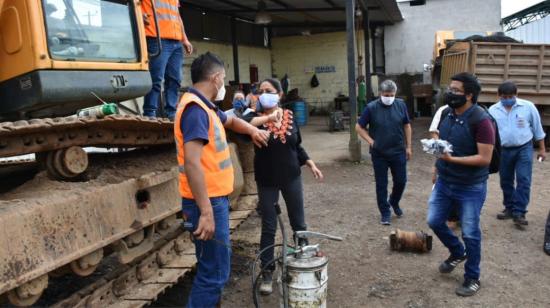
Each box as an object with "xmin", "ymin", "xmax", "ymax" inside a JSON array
[
  {"xmin": 385, "ymin": 0, "xmax": 502, "ymax": 75},
  {"xmin": 181, "ymin": 40, "xmax": 272, "ymax": 87}
]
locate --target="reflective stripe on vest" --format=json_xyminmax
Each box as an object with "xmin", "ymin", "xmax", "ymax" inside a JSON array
[
  {"xmin": 174, "ymin": 92, "xmax": 234, "ymax": 199},
  {"xmin": 142, "ymin": 0, "xmax": 183, "ymax": 41}
]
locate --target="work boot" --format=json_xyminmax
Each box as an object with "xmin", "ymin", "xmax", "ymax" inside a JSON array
[
  {"xmin": 439, "ymin": 253, "xmax": 467, "ymax": 273},
  {"xmin": 455, "ymin": 278, "xmax": 481, "ymax": 297},
  {"xmin": 496, "ymin": 209, "xmax": 513, "ymax": 220},
  {"xmin": 513, "ymin": 215, "xmax": 528, "ymax": 227},
  {"xmin": 259, "ymin": 271, "xmax": 273, "ymax": 295}
]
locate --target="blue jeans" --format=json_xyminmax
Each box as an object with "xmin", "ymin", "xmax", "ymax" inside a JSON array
[
  {"xmin": 258, "ymin": 176, "xmax": 307, "ymax": 271},
  {"xmin": 182, "ymin": 197, "xmax": 231, "ymax": 308},
  {"xmin": 371, "ymin": 152, "xmax": 407, "ymax": 218},
  {"xmin": 144, "ymin": 38, "xmax": 183, "ymax": 120},
  {"xmin": 427, "ymin": 179, "xmax": 487, "ymax": 280},
  {"xmin": 500, "ymin": 143, "xmax": 533, "ymax": 216}
]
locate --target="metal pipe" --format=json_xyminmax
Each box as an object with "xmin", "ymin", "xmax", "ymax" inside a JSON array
[
  {"xmin": 346, "ymin": 0, "xmax": 361, "ymax": 162},
  {"xmin": 231, "ymin": 17, "xmax": 240, "ymax": 84},
  {"xmin": 362, "ymin": 7, "xmax": 374, "ymax": 102},
  {"xmin": 275, "ymin": 203, "xmax": 289, "ymax": 308}
]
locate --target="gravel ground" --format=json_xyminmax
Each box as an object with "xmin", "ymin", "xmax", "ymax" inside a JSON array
[{"xmin": 155, "ymin": 117, "xmax": 550, "ymax": 308}]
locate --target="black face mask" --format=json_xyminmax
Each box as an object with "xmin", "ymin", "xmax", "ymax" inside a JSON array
[{"xmin": 444, "ymin": 92, "xmax": 467, "ymax": 109}]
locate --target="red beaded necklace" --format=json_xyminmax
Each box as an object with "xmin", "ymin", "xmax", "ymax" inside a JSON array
[{"xmin": 263, "ymin": 109, "xmax": 294, "ymax": 144}]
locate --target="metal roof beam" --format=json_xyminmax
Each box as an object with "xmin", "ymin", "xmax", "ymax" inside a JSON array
[{"xmin": 219, "ymin": 7, "xmax": 345, "ymax": 13}]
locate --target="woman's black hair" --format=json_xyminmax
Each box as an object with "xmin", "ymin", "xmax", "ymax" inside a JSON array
[{"xmin": 260, "ymin": 78, "xmax": 283, "ymax": 93}]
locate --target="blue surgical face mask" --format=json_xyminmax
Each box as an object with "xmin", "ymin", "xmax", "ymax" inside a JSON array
[
  {"xmin": 258, "ymin": 93, "xmax": 280, "ymax": 110},
  {"xmin": 501, "ymin": 97, "xmax": 516, "ymax": 107},
  {"xmin": 232, "ymin": 98, "xmax": 247, "ymax": 110}
]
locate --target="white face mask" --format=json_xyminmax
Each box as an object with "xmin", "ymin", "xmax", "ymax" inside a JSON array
[
  {"xmin": 259, "ymin": 93, "xmax": 280, "ymax": 109},
  {"xmin": 215, "ymin": 77, "xmax": 226, "ymax": 101},
  {"xmin": 380, "ymin": 96, "xmax": 395, "ymax": 106}
]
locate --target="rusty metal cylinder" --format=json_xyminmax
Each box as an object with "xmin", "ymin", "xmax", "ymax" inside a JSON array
[{"xmin": 389, "ymin": 229, "xmax": 432, "ymax": 253}]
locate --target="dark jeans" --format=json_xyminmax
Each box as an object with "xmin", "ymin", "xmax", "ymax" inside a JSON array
[
  {"xmin": 258, "ymin": 176, "xmax": 307, "ymax": 271},
  {"xmin": 427, "ymin": 179, "xmax": 487, "ymax": 280},
  {"xmin": 371, "ymin": 151, "xmax": 407, "ymax": 217},
  {"xmin": 144, "ymin": 38, "xmax": 183, "ymax": 120},
  {"xmin": 181, "ymin": 197, "xmax": 231, "ymax": 308},
  {"xmin": 500, "ymin": 143, "xmax": 533, "ymax": 216},
  {"xmin": 545, "ymin": 210, "xmax": 550, "ymax": 245}
]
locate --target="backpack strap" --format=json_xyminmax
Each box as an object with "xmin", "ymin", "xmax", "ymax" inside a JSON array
[{"xmin": 437, "ymin": 107, "xmax": 452, "ymax": 131}]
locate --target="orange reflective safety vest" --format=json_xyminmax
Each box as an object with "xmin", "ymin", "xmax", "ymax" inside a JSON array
[
  {"xmin": 174, "ymin": 92, "xmax": 234, "ymax": 199},
  {"xmin": 142, "ymin": 0, "xmax": 186, "ymax": 41}
]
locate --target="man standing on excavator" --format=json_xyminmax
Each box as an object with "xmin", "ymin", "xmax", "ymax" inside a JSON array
[{"xmin": 142, "ymin": 0, "xmax": 193, "ymax": 120}]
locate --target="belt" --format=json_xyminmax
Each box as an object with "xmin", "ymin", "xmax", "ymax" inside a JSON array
[{"xmin": 502, "ymin": 141, "xmax": 531, "ymax": 149}]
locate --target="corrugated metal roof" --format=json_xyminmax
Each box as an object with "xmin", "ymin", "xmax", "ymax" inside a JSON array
[{"xmin": 506, "ymin": 15, "xmax": 550, "ymax": 43}]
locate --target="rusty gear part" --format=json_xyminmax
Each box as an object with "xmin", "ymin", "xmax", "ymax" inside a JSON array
[
  {"xmin": 390, "ymin": 229, "xmax": 433, "ymax": 253},
  {"xmin": 70, "ymin": 248, "xmax": 104, "ymax": 276},
  {"xmin": 6, "ymin": 275, "xmax": 48, "ymax": 307}
]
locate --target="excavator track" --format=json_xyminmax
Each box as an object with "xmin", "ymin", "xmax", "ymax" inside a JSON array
[
  {"xmin": 0, "ymin": 115, "xmax": 174, "ymax": 158},
  {"xmin": 50, "ymin": 208, "xmax": 253, "ymax": 308},
  {"xmin": 0, "ymin": 139, "xmax": 258, "ymax": 307}
]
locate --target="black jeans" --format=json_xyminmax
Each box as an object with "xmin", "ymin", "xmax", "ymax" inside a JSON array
[{"xmin": 258, "ymin": 176, "xmax": 307, "ymax": 271}]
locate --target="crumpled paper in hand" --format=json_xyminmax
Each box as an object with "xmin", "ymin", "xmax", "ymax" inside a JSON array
[{"xmin": 421, "ymin": 138, "xmax": 453, "ymax": 155}]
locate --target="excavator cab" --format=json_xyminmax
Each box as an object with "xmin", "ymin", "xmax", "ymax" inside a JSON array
[{"xmin": 0, "ymin": 0, "xmax": 152, "ymax": 120}]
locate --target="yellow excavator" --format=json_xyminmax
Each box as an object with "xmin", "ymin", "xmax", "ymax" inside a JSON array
[
  {"xmin": 1, "ymin": 3, "xmax": 254, "ymax": 307},
  {"xmin": 0, "ymin": 0, "xmax": 174, "ymax": 179}
]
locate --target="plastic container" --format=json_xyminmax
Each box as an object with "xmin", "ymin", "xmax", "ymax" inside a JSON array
[
  {"xmin": 293, "ymin": 101, "xmax": 308, "ymax": 126},
  {"xmin": 77, "ymin": 103, "xmax": 119, "ymax": 118}
]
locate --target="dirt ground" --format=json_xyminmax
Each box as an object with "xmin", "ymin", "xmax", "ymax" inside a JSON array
[{"xmin": 155, "ymin": 116, "xmax": 550, "ymax": 308}]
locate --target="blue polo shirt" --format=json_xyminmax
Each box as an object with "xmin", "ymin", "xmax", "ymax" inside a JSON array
[
  {"xmin": 358, "ymin": 98, "xmax": 410, "ymax": 156},
  {"xmin": 180, "ymin": 87, "xmax": 227, "ymax": 144},
  {"xmin": 488, "ymin": 98, "xmax": 546, "ymax": 147}
]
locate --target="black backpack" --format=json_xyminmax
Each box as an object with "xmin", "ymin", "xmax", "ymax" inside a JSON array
[{"xmin": 439, "ymin": 105, "xmax": 501, "ymax": 174}]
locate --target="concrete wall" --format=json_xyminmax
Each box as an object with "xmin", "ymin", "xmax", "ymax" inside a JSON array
[
  {"xmin": 271, "ymin": 31, "xmax": 366, "ymax": 111},
  {"xmin": 385, "ymin": 0, "xmax": 502, "ymax": 75},
  {"xmin": 181, "ymin": 40, "xmax": 272, "ymax": 87}
]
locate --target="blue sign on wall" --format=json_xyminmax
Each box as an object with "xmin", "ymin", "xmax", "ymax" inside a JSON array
[{"xmin": 315, "ymin": 65, "xmax": 336, "ymax": 73}]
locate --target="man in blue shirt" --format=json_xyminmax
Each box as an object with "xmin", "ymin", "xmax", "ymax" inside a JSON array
[
  {"xmin": 489, "ymin": 81, "xmax": 546, "ymax": 227},
  {"xmin": 356, "ymin": 80, "xmax": 412, "ymax": 225},
  {"xmin": 176, "ymin": 52, "xmax": 270, "ymax": 307}
]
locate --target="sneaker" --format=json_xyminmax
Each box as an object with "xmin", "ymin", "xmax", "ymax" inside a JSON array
[
  {"xmin": 380, "ymin": 214, "xmax": 391, "ymax": 225},
  {"xmin": 259, "ymin": 272, "xmax": 273, "ymax": 295},
  {"xmin": 496, "ymin": 209, "xmax": 513, "ymax": 220},
  {"xmin": 439, "ymin": 254, "xmax": 467, "ymax": 273},
  {"xmin": 455, "ymin": 278, "xmax": 481, "ymax": 297},
  {"xmin": 393, "ymin": 206, "xmax": 403, "ymax": 218},
  {"xmin": 513, "ymin": 215, "xmax": 528, "ymax": 226},
  {"xmin": 544, "ymin": 242, "xmax": 550, "ymax": 256}
]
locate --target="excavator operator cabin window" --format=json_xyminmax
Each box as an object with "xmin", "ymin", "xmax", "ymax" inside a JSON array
[{"xmin": 42, "ymin": 0, "xmax": 138, "ymax": 63}]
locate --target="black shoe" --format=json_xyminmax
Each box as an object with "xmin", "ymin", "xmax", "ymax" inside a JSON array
[
  {"xmin": 513, "ymin": 215, "xmax": 528, "ymax": 226},
  {"xmin": 456, "ymin": 278, "xmax": 481, "ymax": 296},
  {"xmin": 544, "ymin": 242, "xmax": 550, "ymax": 256},
  {"xmin": 496, "ymin": 209, "xmax": 513, "ymax": 220},
  {"xmin": 439, "ymin": 254, "xmax": 467, "ymax": 273}
]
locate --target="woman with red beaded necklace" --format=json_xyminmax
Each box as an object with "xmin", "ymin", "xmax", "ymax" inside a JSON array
[{"xmin": 253, "ymin": 78, "xmax": 323, "ymax": 296}]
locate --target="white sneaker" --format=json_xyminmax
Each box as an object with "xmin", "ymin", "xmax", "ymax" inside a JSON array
[{"xmin": 259, "ymin": 274, "xmax": 273, "ymax": 295}]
